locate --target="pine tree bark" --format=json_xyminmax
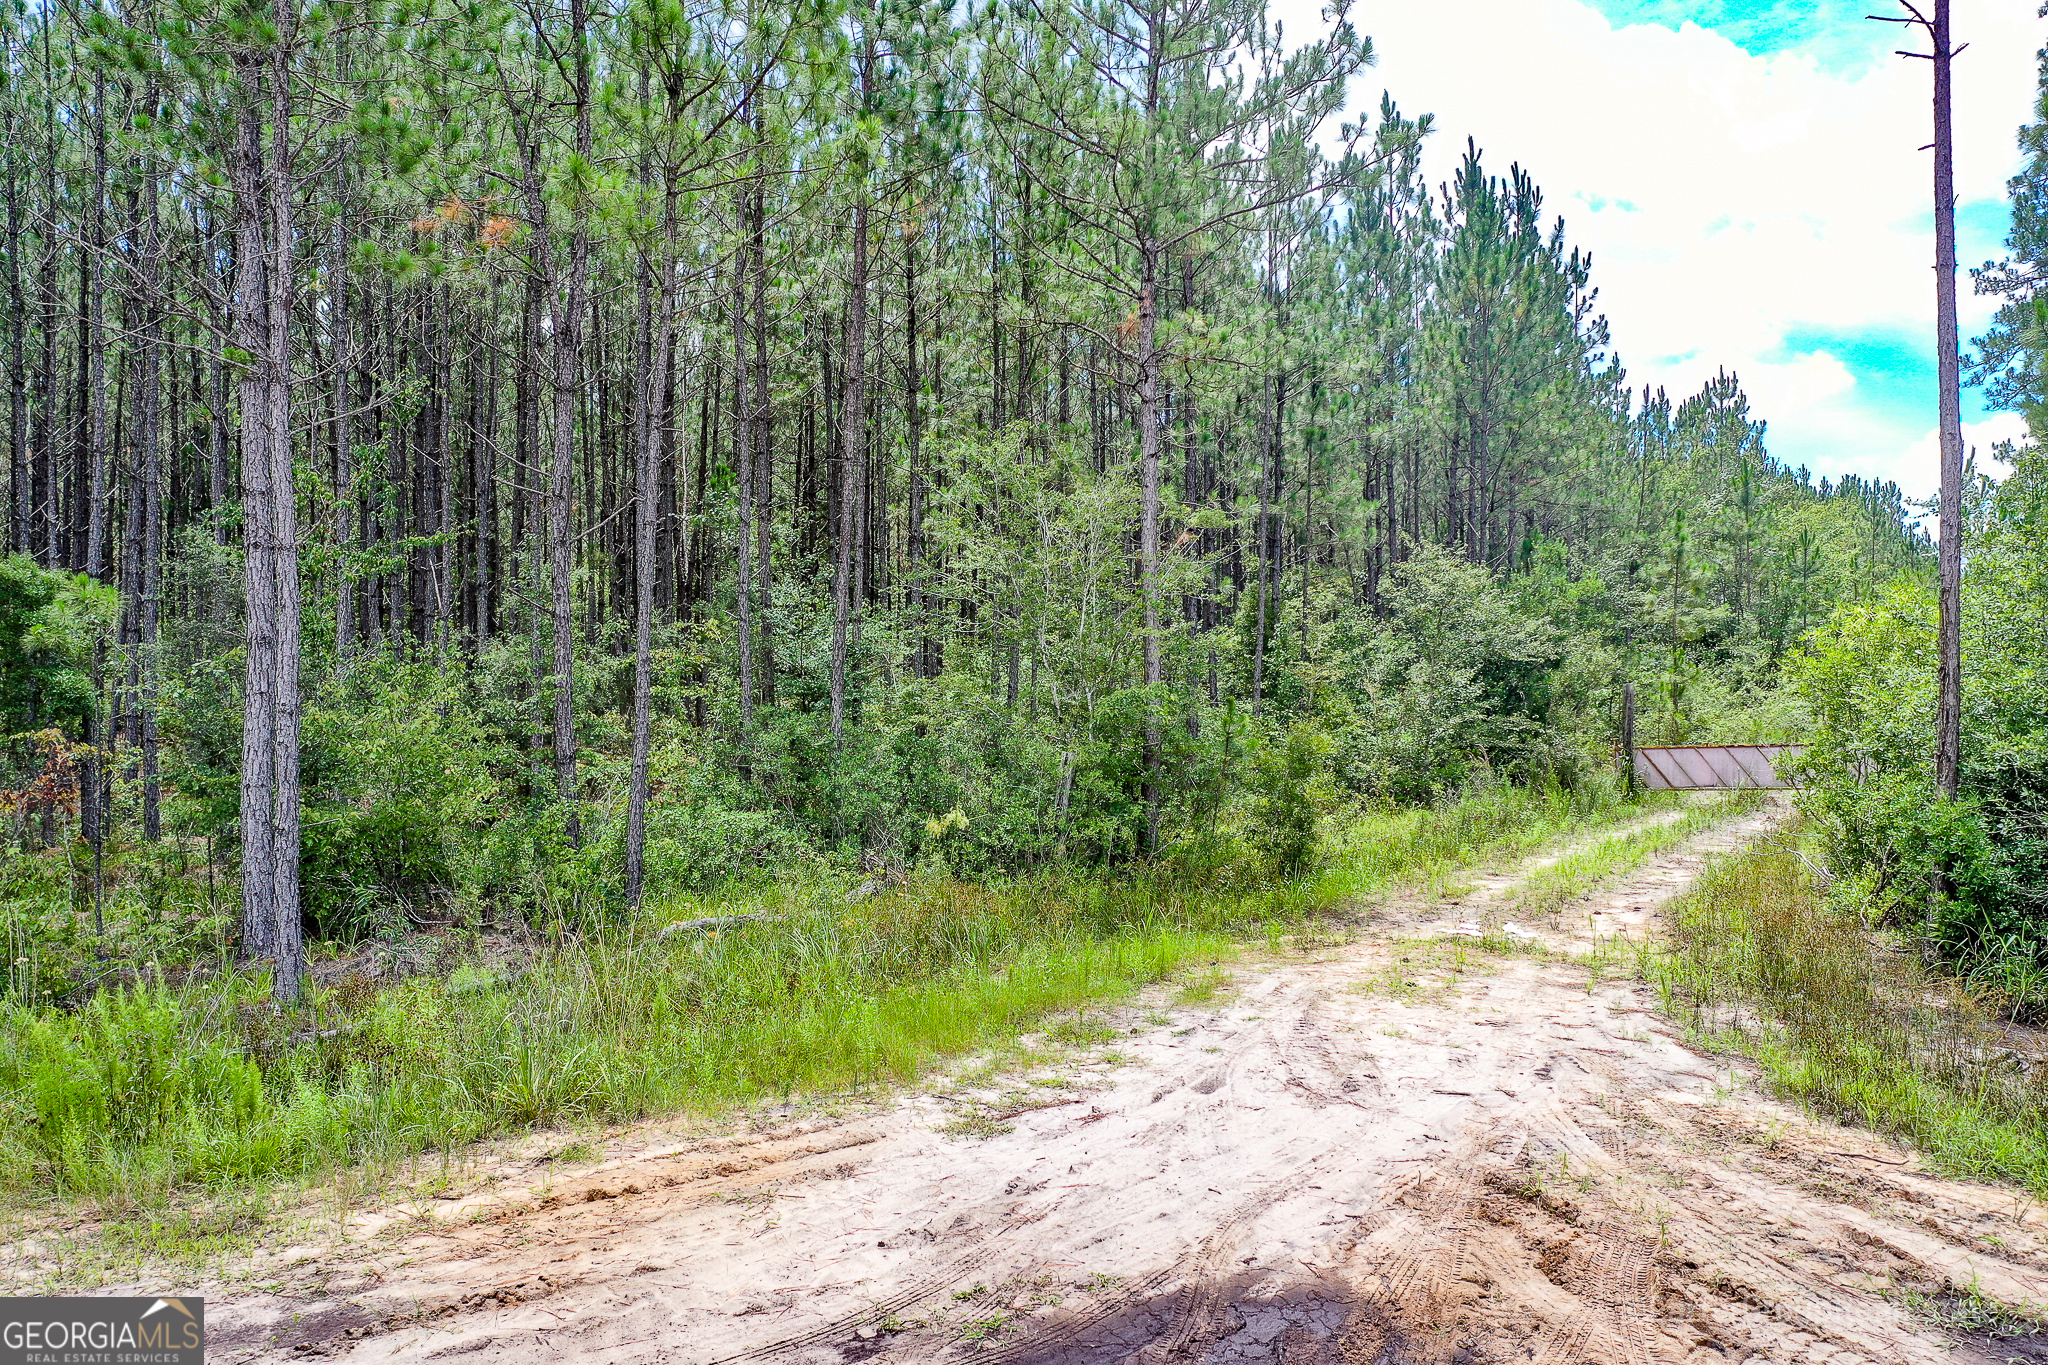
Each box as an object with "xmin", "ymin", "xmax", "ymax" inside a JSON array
[
  {"xmin": 207, "ymin": 215, "xmax": 229, "ymax": 548},
  {"xmin": 554, "ymin": 15, "xmax": 592, "ymax": 843},
  {"xmin": 332, "ymin": 174, "xmax": 355, "ymax": 655},
  {"xmin": 733, "ymin": 226, "xmax": 756, "ymax": 729},
  {"xmin": 626, "ymin": 184, "xmax": 677, "ymax": 910},
  {"xmin": 1251, "ymin": 373, "xmax": 1272, "ymax": 718},
  {"xmin": 83, "ymin": 68, "xmax": 109, "ymax": 581},
  {"xmin": 1930, "ymin": 0, "xmax": 1963, "ymax": 805},
  {"xmin": 137, "ymin": 104, "xmax": 164, "ymax": 841},
  {"xmin": 230, "ymin": 43, "xmax": 305, "ymax": 1005},
  {"xmin": 829, "ymin": 62, "xmax": 871, "ymax": 751},
  {"xmin": 1137, "ymin": 236, "xmax": 1161, "ymax": 853},
  {"xmin": 750, "ymin": 167, "xmax": 775, "ymax": 706},
  {"xmin": 5, "ymin": 97, "xmax": 25, "ymax": 557},
  {"xmin": 512, "ymin": 0, "xmax": 595, "ymax": 845},
  {"xmin": 31, "ymin": 16, "xmax": 54, "ymax": 567},
  {"xmin": 906, "ymin": 231, "xmax": 930, "ymax": 679}
]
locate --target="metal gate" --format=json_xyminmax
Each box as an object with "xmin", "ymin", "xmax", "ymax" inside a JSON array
[{"xmin": 1632, "ymin": 744, "xmax": 1804, "ymax": 791}]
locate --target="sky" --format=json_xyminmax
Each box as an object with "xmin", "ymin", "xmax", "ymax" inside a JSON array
[{"xmin": 1274, "ymin": 0, "xmax": 2047, "ymax": 501}]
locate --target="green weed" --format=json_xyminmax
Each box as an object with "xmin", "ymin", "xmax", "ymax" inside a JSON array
[
  {"xmin": 1650, "ymin": 836, "xmax": 2048, "ymax": 1195},
  {"xmin": 1349, "ymin": 936, "xmax": 1505, "ymax": 1004},
  {"xmin": 1885, "ymin": 1279, "xmax": 2045, "ymax": 1339},
  {"xmin": 958, "ymin": 1315, "xmax": 1011, "ymax": 1342}
]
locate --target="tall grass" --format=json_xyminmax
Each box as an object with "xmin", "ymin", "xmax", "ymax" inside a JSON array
[
  {"xmin": 0, "ymin": 780, "xmax": 1648, "ymax": 1206},
  {"xmin": 1508, "ymin": 789, "xmax": 1763, "ymax": 922},
  {"xmin": 1653, "ymin": 838, "xmax": 2048, "ymax": 1193}
]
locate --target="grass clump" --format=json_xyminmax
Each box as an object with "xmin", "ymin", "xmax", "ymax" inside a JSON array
[
  {"xmin": 1510, "ymin": 790, "xmax": 1762, "ymax": 922},
  {"xmin": 1886, "ymin": 1280, "xmax": 2046, "ymax": 1341},
  {"xmin": 1350, "ymin": 937, "xmax": 1506, "ymax": 1005},
  {"xmin": 0, "ymin": 779, "xmax": 1645, "ymax": 1210},
  {"xmin": 1652, "ymin": 836, "xmax": 2048, "ymax": 1194}
]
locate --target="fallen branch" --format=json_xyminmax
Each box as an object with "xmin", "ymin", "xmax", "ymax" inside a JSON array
[
  {"xmin": 657, "ymin": 915, "xmax": 762, "ymax": 940},
  {"xmin": 1827, "ymin": 1150, "xmax": 1909, "ymax": 1166},
  {"xmin": 985, "ymin": 1099, "xmax": 1085, "ymax": 1123}
]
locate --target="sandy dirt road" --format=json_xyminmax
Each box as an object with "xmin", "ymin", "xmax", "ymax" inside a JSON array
[{"xmin": 166, "ymin": 805, "xmax": 2048, "ymax": 1362}]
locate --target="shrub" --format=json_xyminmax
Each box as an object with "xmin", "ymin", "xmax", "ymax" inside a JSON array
[
  {"xmin": 1794, "ymin": 444, "xmax": 2048, "ymax": 998},
  {"xmin": 0, "ymin": 555, "xmax": 113, "ymax": 743},
  {"xmin": 1249, "ymin": 723, "xmax": 1333, "ymax": 875},
  {"xmin": 298, "ymin": 662, "xmax": 497, "ymax": 938}
]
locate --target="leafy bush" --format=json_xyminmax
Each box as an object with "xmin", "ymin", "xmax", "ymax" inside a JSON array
[
  {"xmin": 0, "ymin": 555, "xmax": 115, "ymax": 774},
  {"xmin": 653, "ymin": 805, "xmax": 808, "ymax": 889},
  {"xmin": 1249, "ymin": 723, "xmax": 1333, "ymax": 875},
  {"xmin": 1319, "ymin": 547, "xmax": 1573, "ymax": 802},
  {"xmin": 0, "ymin": 843, "xmax": 231, "ymax": 1006},
  {"xmin": 1794, "ymin": 444, "xmax": 2048, "ymax": 997},
  {"xmin": 298, "ymin": 662, "xmax": 497, "ymax": 938}
]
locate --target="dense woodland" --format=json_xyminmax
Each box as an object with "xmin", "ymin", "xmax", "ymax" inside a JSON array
[{"xmin": 0, "ymin": 0, "xmax": 1929, "ymax": 1011}]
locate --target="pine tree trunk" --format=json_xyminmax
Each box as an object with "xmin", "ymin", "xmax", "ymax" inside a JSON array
[
  {"xmin": 526, "ymin": 0, "xmax": 592, "ymax": 844},
  {"xmin": 433, "ymin": 287, "xmax": 453, "ymax": 657},
  {"xmin": 83, "ymin": 69, "xmax": 108, "ymax": 580},
  {"xmin": 732, "ymin": 259, "xmax": 756, "ymax": 729},
  {"xmin": 750, "ymin": 173, "xmax": 775, "ymax": 706},
  {"xmin": 137, "ymin": 121, "xmax": 164, "ymax": 842},
  {"xmin": 830, "ymin": 189, "xmax": 869, "ymax": 750},
  {"xmin": 32, "ymin": 20, "xmax": 53, "ymax": 569},
  {"xmin": 1136, "ymin": 237, "xmax": 1161, "ymax": 853},
  {"xmin": 1252, "ymin": 372, "xmax": 1277, "ymax": 718},
  {"xmin": 332, "ymin": 179, "xmax": 355, "ymax": 656},
  {"xmin": 906, "ymin": 234, "xmax": 928, "ymax": 679},
  {"xmin": 626, "ymin": 185, "xmax": 677, "ymax": 910},
  {"xmin": 1931, "ymin": 0, "xmax": 1963, "ymax": 805},
  {"xmin": 231, "ymin": 91, "xmax": 277, "ymax": 967},
  {"xmin": 208, "ymin": 224, "xmax": 228, "ymax": 548},
  {"xmin": 231, "ymin": 46, "xmax": 305, "ymax": 1004},
  {"xmin": 5, "ymin": 99, "xmax": 25, "ymax": 556}
]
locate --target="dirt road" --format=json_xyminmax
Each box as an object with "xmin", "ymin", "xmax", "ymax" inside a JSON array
[{"xmin": 188, "ymin": 804, "xmax": 2048, "ymax": 1362}]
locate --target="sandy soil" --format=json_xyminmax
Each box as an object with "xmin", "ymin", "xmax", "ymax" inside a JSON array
[{"xmin": 98, "ymin": 803, "xmax": 2048, "ymax": 1362}]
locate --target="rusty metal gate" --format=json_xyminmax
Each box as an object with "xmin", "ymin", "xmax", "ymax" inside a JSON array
[{"xmin": 1631, "ymin": 744, "xmax": 1805, "ymax": 791}]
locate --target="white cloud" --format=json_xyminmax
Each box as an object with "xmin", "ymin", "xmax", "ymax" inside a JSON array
[
  {"xmin": 1273, "ymin": 0, "xmax": 2047, "ymax": 497},
  {"xmin": 1890, "ymin": 411, "xmax": 2034, "ymax": 492},
  {"xmin": 1740, "ymin": 349, "xmax": 1857, "ymax": 418}
]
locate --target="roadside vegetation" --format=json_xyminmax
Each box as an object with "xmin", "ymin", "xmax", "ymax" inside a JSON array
[
  {"xmin": 1653, "ymin": 835, "xmax": 2048, "ymax": 1195},
  {"xmin": 2, "ymin": 778, "xmax": 1653, "ymax": 1205},
  {"xmin": 1787, "ymin": 45, "xmax": 2048, "ymax": 1012},
  {"xmin": 1792, "ymin": 440, "xmax": 2048, "ymax": 1009}
]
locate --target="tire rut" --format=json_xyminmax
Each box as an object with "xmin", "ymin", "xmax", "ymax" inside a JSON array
[
  {"xmin": 180, "ymin": 799, "xmax": 2048, "ymax": 1365},
  {"xmin": 691, "ymin": 1209, "xmax": 1051, "ymax": 1365}
]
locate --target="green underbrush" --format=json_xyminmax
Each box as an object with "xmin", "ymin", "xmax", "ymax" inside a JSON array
[
  {"xmin": 1652, "ymin": 836, "xmax": 2048, "ymax": 1194},
  {"xmin": 0, "ymin": 779, "xmax": 1656, "ymax": 1208}
]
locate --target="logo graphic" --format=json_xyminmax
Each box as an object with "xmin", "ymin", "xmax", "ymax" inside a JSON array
[{"xmin": 0, "ymin": 1296, "xmax": 205, "ymax": 1365}]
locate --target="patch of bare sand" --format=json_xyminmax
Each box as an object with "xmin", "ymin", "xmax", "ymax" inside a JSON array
[{"xmin": 92, "ymin": 803, "xmax": 2048, "ymax": 1363}]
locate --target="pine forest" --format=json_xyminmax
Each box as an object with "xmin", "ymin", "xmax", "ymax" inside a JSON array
[{"xmin": 12, "ymin": 0, "xmax": 2023, "ymax": 1246}]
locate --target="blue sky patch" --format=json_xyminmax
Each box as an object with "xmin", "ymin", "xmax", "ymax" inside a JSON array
[
  {"xmin": 1960, "ymin": 196, "xmax": 2016, "ymax": 270},
  {"xmin": 1581, "ymin": 0, "xmax": 1898, "ymax": 73},
  {"xmin": 1776, "ymin": 323, "xmax": 1998, "ymax": 425}
]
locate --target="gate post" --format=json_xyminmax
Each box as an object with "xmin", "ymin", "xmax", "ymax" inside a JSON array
[{"xmin": 1621, "ymin": 681, "xmax": 1637, "ymax": 798}]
